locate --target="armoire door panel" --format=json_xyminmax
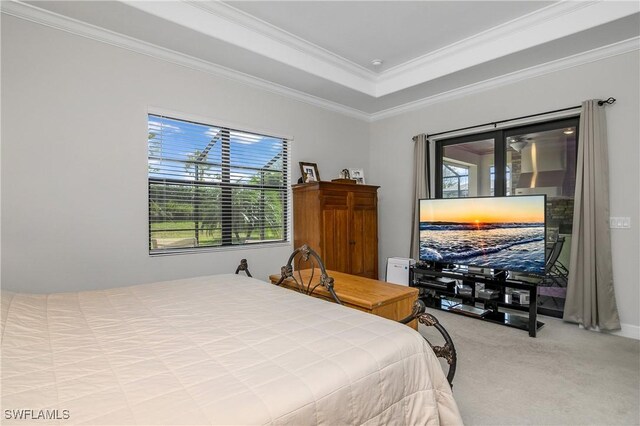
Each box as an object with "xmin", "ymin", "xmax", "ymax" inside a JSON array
[
  {"xmin": 361, "ymin": 208, "xmax": 378, "ymax": 276},
  {"xmin": 322, "ymin": 208, "xmax": 350, "ymax": 273},
  {"xmin": 350, "ymin": 209, "xmax": 365, "ymax": 276},
  {"xmin": 351, "ymin": 207, "xmax": 377, "ymax": 278}
]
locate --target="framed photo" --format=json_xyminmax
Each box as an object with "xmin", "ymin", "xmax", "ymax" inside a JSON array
[
  {"xmin": 349, "ymin": 168, "xmax": 365, "ymax": 184},
  {"xmin": 299, "ymin": 162, "xmax": 320, "ymax": 182}
]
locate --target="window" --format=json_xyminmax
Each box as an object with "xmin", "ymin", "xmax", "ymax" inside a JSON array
[
  {"xmin": 442, "ymin": 162, "xmax": 469, "ymax": 198},
  {"xmin": 436, "ymin": 118, "xmax": 578, "ymax": 201},
  {"xmin": 148, "ymin": 114, "xmax": 289, "ymax": 253},
  {"xmin": 438, "ymin": 135, "xmax": 496, "ymax": 198}
]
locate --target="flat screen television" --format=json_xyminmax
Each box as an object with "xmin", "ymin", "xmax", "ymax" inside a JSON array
[{"xmin": 419, "ymin": 195, "xmax": 546, "ymax": 275}]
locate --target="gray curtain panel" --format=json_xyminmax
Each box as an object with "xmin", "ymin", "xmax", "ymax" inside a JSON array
[
  {"xmin": 410, "ymin": 134, "xmax": 430, "ymax": 259},
  {"xmin": 563, "ymin": 100, "xmax": 620, "ymax": 330}
]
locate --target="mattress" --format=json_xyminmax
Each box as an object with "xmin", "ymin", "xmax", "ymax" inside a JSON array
[{"xmin": 1, "ymin": 274, "xmax": 462, "ymax": 425}]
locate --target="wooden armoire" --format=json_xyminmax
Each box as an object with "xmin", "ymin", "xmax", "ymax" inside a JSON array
[{"xmin": 292, "ymin": 181, "xmax": 379, "ymax": 279}]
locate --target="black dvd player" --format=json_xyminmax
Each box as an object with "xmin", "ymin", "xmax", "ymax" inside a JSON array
[{"xmin": 415, "ymin": 277, "xmax": 456, "ymax": 291}]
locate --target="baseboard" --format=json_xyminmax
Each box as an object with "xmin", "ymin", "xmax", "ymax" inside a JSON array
[
  {"xmin": 609, "ymin": 323, "xmax": 640, "ymax": 340},
  {"xmin": 579, "ymin": 322, "xmax": 640, "ymax": 340}
]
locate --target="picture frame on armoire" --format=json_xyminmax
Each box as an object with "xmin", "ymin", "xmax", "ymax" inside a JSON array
[
  {"xmin": 349, "ymin": 168, "xmax": 365, "ymax": 184},
  {"xmin": 299, "ymin": 162, "xmax": 320, "ymax": 182}
]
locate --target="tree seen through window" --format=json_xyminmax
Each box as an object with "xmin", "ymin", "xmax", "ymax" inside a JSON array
[{"xmin": 148, "ymin": 115, "xmax": 289, "ymax": 252}]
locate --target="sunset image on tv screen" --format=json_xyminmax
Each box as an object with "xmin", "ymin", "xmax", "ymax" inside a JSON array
[{"xmin": 419, "ymin": 196, "xmax": 546, "ymax": 275}]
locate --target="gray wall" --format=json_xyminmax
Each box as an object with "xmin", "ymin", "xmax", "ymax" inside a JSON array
[
  {"xmin": 370, "ymin": 50, "xmax": 640, "ymax": 335},
  {"xmin": 0, "ymin": 16, "xmax": 369, "ymax": 291}
]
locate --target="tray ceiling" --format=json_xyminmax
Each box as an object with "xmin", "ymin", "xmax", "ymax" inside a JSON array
[{"xmin": 5, "ymin": 0, "xmax": 640, "ymax": 120}]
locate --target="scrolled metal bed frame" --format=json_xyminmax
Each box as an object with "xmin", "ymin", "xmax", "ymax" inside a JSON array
[
  {"xmin": 235, "ymin": 258, "xmax": 252, "ymax": 277},
  {"xmin": 235, "ymin": 246, "xmax": 457, "ymax": 387},
  {"xmin": 273, "ymin": 244, "xmax": 343, "ymax": 305},
  {"xmin": 399, "ymin": 299, "xmax": 457, "ymax": 386}
]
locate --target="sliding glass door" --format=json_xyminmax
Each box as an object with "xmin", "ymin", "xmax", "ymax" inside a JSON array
[{"xmin": 434, "ymin": 117, "xmax": 579, "ymax": 317}]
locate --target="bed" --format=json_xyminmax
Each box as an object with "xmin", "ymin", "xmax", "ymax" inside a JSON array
[{"xmin": 1, "ymin": 271, "xmax": 462, "ymax": 425}]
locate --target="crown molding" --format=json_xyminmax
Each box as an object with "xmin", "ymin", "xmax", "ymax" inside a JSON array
[
  {"xmin": 123, "ymin": 0, "xmax": 640, "ymax": 98},
  {"xmin": 122, "ymin": 0, "xmax": 376, "ymax": 95},
  {"xmin": 2, "ymin": 1, "xmax": 638, "ymax": 124},
  {"xmin": 187, "ymin": 0, "xmax": 375, "ymax": 80},
  {"xmin": 375, "ymin": 1, "xmax": 640, "ymax": 96},
  {"xmin": 0, "ymin": 0, "xmax": 372, "ymax": 121},
  {"xmin": 370, "ymin": 36, "xmax": 640, "ymax": 122},
  {"xmin": 29, "ymin": 0, "xmax": 636, "ymax": 100}
]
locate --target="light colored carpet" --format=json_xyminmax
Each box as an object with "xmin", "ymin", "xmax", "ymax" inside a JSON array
[{"xmin": 419, "ymin": 309, "xmax": 640, "ymax": 425}]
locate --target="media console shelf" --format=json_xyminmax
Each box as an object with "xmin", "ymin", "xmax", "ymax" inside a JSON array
[{"xmin": 411, "ymin": 265, "xmax": 544, "ymax": 337}]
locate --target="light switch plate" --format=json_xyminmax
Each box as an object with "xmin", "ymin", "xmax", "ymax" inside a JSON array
[{"xmin": 610, "ymin": 217, "xmax": 631, "ymax": 228}]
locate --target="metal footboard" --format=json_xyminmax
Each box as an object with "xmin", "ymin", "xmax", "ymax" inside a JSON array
[{"xmin": 399, "ymin": 299, "xmax": 457, "ymax": 387}]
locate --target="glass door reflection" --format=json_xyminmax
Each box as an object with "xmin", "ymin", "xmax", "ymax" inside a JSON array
[{"xmin": 441, "ymin": 138, "xmax": 496, "ymax": 198}]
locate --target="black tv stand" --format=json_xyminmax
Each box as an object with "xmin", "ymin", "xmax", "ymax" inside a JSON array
[{"xmin": 411, "ymin": 266, "xmax": 544, "ymax": 337}]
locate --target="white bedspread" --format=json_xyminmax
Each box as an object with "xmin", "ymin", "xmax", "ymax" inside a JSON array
[{"xmin": 1, "ymin": 274, "xmax": 462, "ymax": 425}]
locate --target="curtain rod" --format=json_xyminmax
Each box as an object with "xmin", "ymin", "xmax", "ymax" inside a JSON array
[{"xmin": 426, "ymin": 97, "xmax": 616, "ymax": 139}]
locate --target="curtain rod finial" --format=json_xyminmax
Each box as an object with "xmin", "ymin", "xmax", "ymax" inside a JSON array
[{"xmin": 598, "ymin": 97, "xmax": 616, "ymax": 106}]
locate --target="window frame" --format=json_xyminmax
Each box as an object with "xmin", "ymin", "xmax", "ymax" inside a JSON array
[
  {"xmin": 147, "ymin": 110, "xmax": 292, "ymax": 255},
  {"xmin": 435, "ymin": 117, "xmax": 579, "ymax": 199},
  {"xmin": 435, "ymin": 130, "xmax": 504, "ymax": 198},
  {"xmin": 490, "ymin": 165, "xmax": 512, "ymax": 196}
]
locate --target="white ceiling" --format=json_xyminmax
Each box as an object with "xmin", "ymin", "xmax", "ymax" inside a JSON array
[
  {"xmin": 4, "ymin": 1, "xmax": 640, "ymax": 120},
  {"xmin": 226, "ymin": 1, "xmax": 554, "ymax": 72}
]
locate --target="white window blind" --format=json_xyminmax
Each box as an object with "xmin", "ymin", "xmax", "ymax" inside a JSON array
[{"xmin": 148, "ymin": 114, "xmax": 290, "ymax": 253}]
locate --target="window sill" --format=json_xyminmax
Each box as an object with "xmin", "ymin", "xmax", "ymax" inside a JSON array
[{"xmin": 149, "ymin": 241, "xmax": 292, "ymax": 257}]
